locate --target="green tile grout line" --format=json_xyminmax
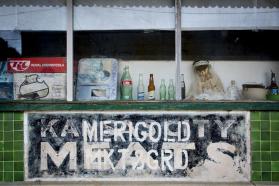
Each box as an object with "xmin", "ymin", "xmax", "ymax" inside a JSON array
[
  {"xmin": 12, "ymin": 112, "xmax": 14, "ymax": 182},
  {"xmin": 270, "ymin": 112, "xmax": 272, "ymax": 181},
  {"xmin": 261, "ymin": 112, "xmax": 265, "ymax": 181},
  {"xmin": 2, "ymin": 112, "xmax": 3, "ymax": 182}
]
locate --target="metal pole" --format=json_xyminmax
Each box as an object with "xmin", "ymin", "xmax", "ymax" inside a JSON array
[
  {"xmin": 175, "ymin": 0, "xmax": 182, "ymax": 100},
  {"xmin": 67, "ymin": 0, "xmax": 74, "ymax": 101}
]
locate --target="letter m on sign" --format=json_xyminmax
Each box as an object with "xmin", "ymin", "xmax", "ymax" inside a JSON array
[{"xmin": 40, "ymin": 142, "xmax": 77, "ymax": 171}]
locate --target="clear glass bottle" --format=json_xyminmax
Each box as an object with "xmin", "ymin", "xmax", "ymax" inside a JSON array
[
  {"xmin": 181, "ymin": 74, "xmax": 186, "ymax": 99},
  {"xmin": 168, "ymin": 79, "xmax": 175, "ymax": 100},
  {"xmin": 159, "ymin": 79, "xmax": 166, "ymax": 100},
  {"xmin": 137, "ymin": 73, "xmax": 145, "ymax": 100},
  {"xmin": 120, "ymin": 66, "xmax": 133, "ymax": 100},
  {"xmin": 226, "ymin": 80, "xmax": 241, "ymax": 100}
]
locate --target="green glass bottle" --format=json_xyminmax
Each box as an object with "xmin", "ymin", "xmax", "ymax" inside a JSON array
[
  {"xmin": 168, "ymin": 79, "xmax": 175, "ymax": 100},
  {"xmin": 120, "ymin": 66, "xmax": 133, "ymax": 100},
  {"xmin": 159, "ymin": 79, "xmax": 166, "ymax": 100}
]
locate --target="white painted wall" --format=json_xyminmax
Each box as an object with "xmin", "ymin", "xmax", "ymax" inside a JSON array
[
  {"xmin": 0, "ymin": 0, "xmax": 278, "ymax": 30},
  {"xmin": 119, "ymin": 61, "xmax": 279, "ymax": 100}
]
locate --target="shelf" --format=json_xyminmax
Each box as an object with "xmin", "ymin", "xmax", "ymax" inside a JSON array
[{"xmin": 0, "ymin": 100, "xmax": 278, "ymax": 111}]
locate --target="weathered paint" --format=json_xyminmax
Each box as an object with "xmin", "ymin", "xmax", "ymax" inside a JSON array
[
  {"xmin": 24, "ymin": 111, "xmax": 250, "ymax": 181},
  {"xmin": 1, "ymin": 101, "xmax": 279, "ymax": 111}
]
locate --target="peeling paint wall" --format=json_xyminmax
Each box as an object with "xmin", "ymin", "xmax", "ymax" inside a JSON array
[{"xmin": 25, "ymin": 111, "xmax": 250, "ymax": 181}]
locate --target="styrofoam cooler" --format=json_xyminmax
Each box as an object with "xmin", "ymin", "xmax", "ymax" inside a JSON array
[
  {"xmin": 76, "ymin": 58, "xmax": 118, "ymax": 100},
  {"xmin": 8, "ymin": 57, "xmax": 66, "ymax": 100}
]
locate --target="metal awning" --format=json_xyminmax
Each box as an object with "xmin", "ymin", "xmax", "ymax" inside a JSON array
[{"xmin": 0, "ymin": 0, "xmax": 278, "ymax": 30}]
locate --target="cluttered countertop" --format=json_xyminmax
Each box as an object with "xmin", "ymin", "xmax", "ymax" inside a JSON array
[{"xmin": 0, "ymin": 58, "xmax": 278, "ymax": 112}]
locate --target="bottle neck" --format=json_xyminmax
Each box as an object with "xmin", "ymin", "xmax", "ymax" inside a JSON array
[
  {"xmin": 272, "ymin": 76, "xmax": 276, "ymax": 82},
  {"xmin": 149, "ymin": 75, "xmax": 154, "ymax": 84},
  {"xmin": 180, "ymin": 74, "xmax": 184, "ymax": 82},
  {"xmin": 139, "ymin": 74, "xmax": 143, "ymax": 82}
]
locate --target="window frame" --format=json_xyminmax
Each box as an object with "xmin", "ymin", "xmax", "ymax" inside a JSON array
[{"xmin": 66, "ymin": 0, "xmax": 182, "ymax": 101}]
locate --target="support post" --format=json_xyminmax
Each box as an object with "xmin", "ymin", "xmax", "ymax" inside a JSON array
[
  {"xmin": 175, "ymin": 0, "xmax": 182, "ymax": 100},
  {"xmin": 67, "ymin": 0, "xmax": 74, "ymax": 101}
]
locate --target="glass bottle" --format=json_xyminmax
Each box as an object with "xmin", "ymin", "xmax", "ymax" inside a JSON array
[
  {"xmin": 159, "ymin": 79, "xmax": 166, "ymax": 100},
  {"xmin": 181, "ymin": 74, "xmax": 186, "ymax": 99},
  {"xmin": 168, "ymin": 79, "xmax": 175, "ymax": 100},
  {"xmin": 148, "ymin": 74, "xmax": 155, "ymax": 100},
  {"xmin": 226, "ymin": 80, "xmax": 240, "ymax": 100},
  {"xmin": 120, "ymin": 66, "xmax": 133, "ymax": 100},
  {"xmin": 137, "ymin": 73, "xmax": 145, "ymax": 100},
  {"xmin": 269, "ymin": 71, "xmax": 278, "ymax": 95}
]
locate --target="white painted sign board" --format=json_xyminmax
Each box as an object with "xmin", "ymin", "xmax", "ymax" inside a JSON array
[{"xmin": 24, "ymin": 111, "xmax": 250, "ymax": 181}]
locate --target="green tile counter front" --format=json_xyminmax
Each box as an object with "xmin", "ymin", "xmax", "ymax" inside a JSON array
[
  {"xmin": 0, "ymin": 101, "xmax": 278, "ymax": 111},
  {"xmin": 0, "ymin": 110, "xmax": 279, "ymax": 183},
  {"xmin": 0, "ymin": 112, "xmax": 24, "ymax": 182},
  {"xmin": 251, "ymin": 112, "xmax": 279, "ymax": 182}
]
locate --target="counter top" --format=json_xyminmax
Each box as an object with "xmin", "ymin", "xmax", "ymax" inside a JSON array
[{"xmin": 0, "ymin": 100, "xmax": 278, "ymax": 111}]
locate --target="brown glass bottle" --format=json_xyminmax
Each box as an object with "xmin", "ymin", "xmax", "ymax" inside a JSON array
[{"xmin": 148, "ymin": 74, "xmax": 155, "ymax": 100}]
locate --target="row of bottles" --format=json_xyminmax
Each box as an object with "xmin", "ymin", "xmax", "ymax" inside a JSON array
[
  {"xmin": 120, "ymin": 65, "xmax": 186, "ymax": 100},
  {"xmin": 142, "ymin": 74, "xmax": 177, "ymax": 100},
  {"xmin": 120, "ymin": 65, "xmax": 278, "ymax": 101},
  {"xmin": 158, "ymin": 79, "xmax": 175, "ymax": 100}
]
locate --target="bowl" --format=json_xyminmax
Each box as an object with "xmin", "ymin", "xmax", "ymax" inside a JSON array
[{"xmin": 242, "ymin": 84, "xmax": 267, "ymax": 100}]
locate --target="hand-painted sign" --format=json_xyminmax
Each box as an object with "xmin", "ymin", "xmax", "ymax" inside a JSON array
[{"xmin": 25, "ymin": 111, "xmax": 250, "ymax": 181}]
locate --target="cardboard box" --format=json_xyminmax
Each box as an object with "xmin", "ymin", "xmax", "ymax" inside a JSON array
[
  {"xmin": 76, "ymin": 58, "xmax": 118, "ymax": 100},
  {"xmin": 0, "ymin": 61, "xmax": 13, "ymax": 100},
  {"xmin": 8, "ymin": 57, "xmax": 66, "ymax": 100}
]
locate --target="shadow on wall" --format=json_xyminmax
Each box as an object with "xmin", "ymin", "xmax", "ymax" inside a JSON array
[
  {"xmin": 0, "ymin": 0, "xmax": 278, "ymax": 8},
  {"xmin": 0, "ymin": 38, "xmax": 20, "ymax": 61}
]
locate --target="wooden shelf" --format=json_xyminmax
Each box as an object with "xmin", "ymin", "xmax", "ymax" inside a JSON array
[{"xmin": 0, "ymin": 100, "xmax": 278, "ymax": 111}]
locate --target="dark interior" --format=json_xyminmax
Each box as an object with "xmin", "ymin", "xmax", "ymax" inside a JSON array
[{"xmin": 20, "ymin": 30, "xmax": 279, "ymax": 61}]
